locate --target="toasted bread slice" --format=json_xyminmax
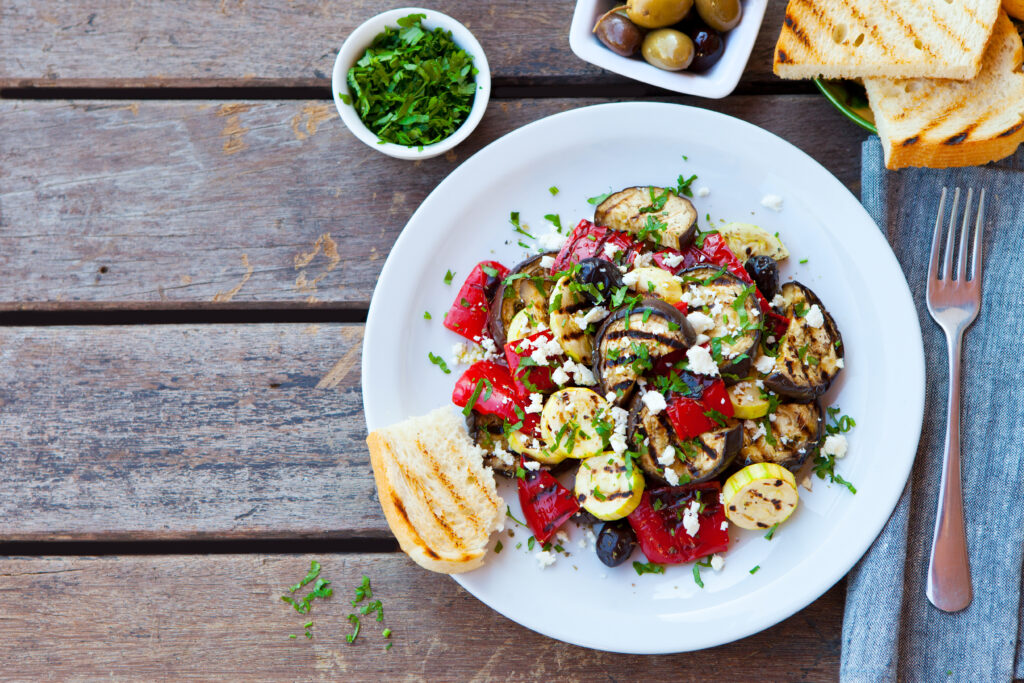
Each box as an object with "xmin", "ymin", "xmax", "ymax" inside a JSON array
[
  {"xmin": 774, "ymin": 0, "xmax": 1002, "ymax": 80},
  {"xmin": 1004, "ymin": 0, "xmax": 1024, "ymax": 20},
  {"xmin": 367, "ymin": 406, "xmax": 504, "ymax": 574},
  {"xmin": 865, "ymin": 12, "xmax": 1024, "ymax": 169}
]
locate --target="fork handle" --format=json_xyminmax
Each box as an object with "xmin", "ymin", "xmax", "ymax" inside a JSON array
[{"xmin": 926, "ymin": 327, "xmax": 972, "ymax": 612}]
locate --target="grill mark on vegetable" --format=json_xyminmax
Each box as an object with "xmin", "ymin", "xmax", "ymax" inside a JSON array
[
  {"xmin": 558, "ymin": 300, "xmax": 591, "ymax": 316},
  {"xmin": 602, "ymin": 329, "xmax": 687, "ymax": 348}
]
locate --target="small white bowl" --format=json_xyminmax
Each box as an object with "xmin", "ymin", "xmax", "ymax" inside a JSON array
[
  {"xmin": 332, "ymin": 8, "xmax": 490, "ymax": 160},
  {"xmin": 569, "ymin": 0, "xmax": 767, "ymax": 99}
]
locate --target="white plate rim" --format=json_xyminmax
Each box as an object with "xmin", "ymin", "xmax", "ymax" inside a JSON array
[{"xmin": 362, "ymin": 102, "xmax": 925, "ymax": 653}]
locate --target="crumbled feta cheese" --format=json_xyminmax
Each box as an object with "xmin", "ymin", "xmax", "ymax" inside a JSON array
[
  {"xmin": 525, "ymin": 393, "xmax": 544, "ymax": 414},
  {"xmin": 633, "ymin": 251, "xmax": 654, "ymax": 267},
  {"xmin": 836, "ymin": 358, "xmax": 845, "ymax": 369},
  {"xmin": 695, "ymin": 333, "xmax": 710, "ymax": 345},
  {"xmin": 641, "ymin": 390, "xmax": 668, "ymax": 414},
  {"xmin": 696, "ymin": 186, "xmax": 710, "ymax": 198},
  {"xmin": 804, "ymin": 303, "xmax": 824, "ymax": 329},
  {"xmin": 622, "ymin": 270, "xmax": 640, "ymax": 287},
  {"xmin": 761, "ymin": 193, "xmax": 784, "ymax": 212},
  {"xmin": 718, "ymin": 493, "xmax": 725, "ymax": 505},
  {"xmin": 603, "ymin": 242, "xmax": 621, "ymax": 259},
  {"xmin": 710, "ymin": 554, "xmax": 725, "ymax": 572},
  {"xmin": 770, "ymin": 294, "xmax": 786, "ymax": 309},
  {"xmin": 551, "ymin": 366, "xmax": 570, "ymax": 385},
  {"xmin": 535, "ymin": 550, "xmax": 557, "ymax": 569},
  {"xmin": 561, "ymin": 359, "xmax": 597, "ymax": 386},
  {"xmin": 452, "ymin": 342, "xmax": 486, "ymax": 366},
  {"xmin": 682, "ymin": 500, "xmax": 701, "ymax": 536},
  {"xmin": 524, "ymin": 459, "xmax": 541, "ymax": 471},
  {"xmin": 767, "ymin": 335, "xmax": 776, "ymax": 344},
  {"xmin": 686, "ymin": 311, "xmax": 715, "ymax": 335},
  {"xmin": 555, "ymin": 530, "xmax": 570, "ymax": 547},
  {"xmin": 720, "ymin": 521, "xmax": 729, "ymax": 531},
  {"xmin": 660, "ymin": 251, "xmax": 684, "ymax": 268},
  {"xmin": 822, "ymin": 434, "xmax": 849, "ymax": 459},
  {"xmin": 750, "ymin": 421, "xmax": 767, "ymax": 442},
  {"xmin": 663, "ymin": 467, "xmax": 681, "ymax": 486},
  {"xmin": 528, "ymin": 336, "xmax": 564, "ymax": 367},
  {"xmin": 709, "ymin": 302, "xmax": 723, "ymax": 317},
  {"xmin": 768, "ymin": 413, "xmax": 777, "ymax": 422},
  {"xmin": 680, "ymin": 288, "xmax": 707, "ymax": 307},
  {"xmin": 579, "ymin": 527, "xmax": 597, "ymax": 549},
  {"xmin": 491, "ymin": 445, "xmax": 515, "ymax": 467},
  {"xmin": 574, "ymin": 306, "xmax": 609, "ymax": 329},
  {"xmin": 754, "ymin": 354, "xmax": 775, "ymax": 374},
  {"xmin": 605, "ymin": 391, "xmax": 617, "ymax": 403},
  {"xmin": 537, "ymin": 229, "xmax": 568, "ymax": 251},
  {"xmin": 686, "ymin": 345, "xmax": 719, "ymax": 376},
  {"xmin": 540, "ymin": 255, "xmax": 556, "ymax": 269},
  {"xmin": 657, "ymin": 446, "xmax": 676, "ymax": 467}
]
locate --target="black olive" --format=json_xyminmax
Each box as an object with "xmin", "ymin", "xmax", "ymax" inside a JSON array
[
  {"xmin": 575, "ymin": 257, "xmax": 625, "ymax": 305},
  {"xmin": 595, "ymin": 520, "xmax": 638, "ymax": 567},
  {"xmin": 573, "ymin": 509, "xmax": 602, "ymax": 526},
  {"xmin": 679, "ymin": 16, "xmax": 725, "ymax": 73},
  {"xmin": 744, "ymin": 256, "xmax": 780, "ymax": 302}
]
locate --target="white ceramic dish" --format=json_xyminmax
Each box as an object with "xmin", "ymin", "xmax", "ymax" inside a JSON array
[
  {"xmin": 332, "ymin": 7, "xmax": 491, "ymax": 160},
  {"xmin": 569, "ymin": 0, "xmax": 767, "ymax": 98},
  {"xmin": 362, "ymin": 102, "xmax": 925, "ymax": 653}
]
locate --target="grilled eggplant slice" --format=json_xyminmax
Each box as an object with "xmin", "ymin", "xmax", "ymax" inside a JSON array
[
  {"xmin": 739, "ymin": 401, "xmax": 824, "ymax": 473},
  {"xmin": 594, "ymin": 297, "xmax": 695, "ymax": 405},
  {"xmin": 629, "ymin": 392, "xmax": 743, "ymax": 484},
  {"xmin": 489, "ymin": 253, "xmax": 556, "ymax": 349},
  {"xmin": 466, "ymin": 412, "xmax": 516, "ymax": 476},
  {"xmin": 678, "ymin": 265, "xmax": 762, "ymax": 380},
  {"xmin": 594, "ymin": 186, "xmax": 698, "ymax": 251},
  {"xmin": 763, "ymin": 282, "xmax": 844, "ymax": 402}
]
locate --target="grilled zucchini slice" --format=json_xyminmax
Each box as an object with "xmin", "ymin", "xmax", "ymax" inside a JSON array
[
  {"xmin": 549, "ymin": 276, "xmax": 594, "ymax": 364},
  {"xmin": 574, "ymin": 452, "xmax": 645, "ymax": 520},
  {"xmin": 763, "ymin": 282, "xmax": 844, "ymax": 402},
  {"xmin": 723, "ymin": 463, "xmax": 799, "ymax": 530},
  {"xmin": 540, "ymin": 388, "xmax": 610, "ymax": 460}
]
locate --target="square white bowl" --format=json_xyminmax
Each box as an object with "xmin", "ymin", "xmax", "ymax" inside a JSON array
[{"xmin": 569, "ymin": 0, "xmax": 768, "ymax": 99}]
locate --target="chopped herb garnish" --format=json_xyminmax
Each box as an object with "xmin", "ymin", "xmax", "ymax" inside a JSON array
[
  {"xmin": 505, "ymin": 506, "xmax": 527, "ymax": 526},
  {"xmin": 764, "ymin": 523, "xmax": 779, "ymax": 540},
  {"xmin": 750, "ymin": 565, "xmax": 761, "ymax": 574},
  {"xmin": 423, "ymin": 311, "xmax": 431, "ymax": 320},
  {"xmin": 443, "ymin": 269, "xmax": 455, "ymax": 285},
  {"xmin": 341, "ymin": 13, "xmax": 478, "ymax": 148},
  {"xmin": 633, "ymin": 561, "xmax": 665, "ymax": 576},
  {"xmin": 527, "ymin": 536, "xmax": 537, "ymax": 551},
  {"xmin": 799, "ymin": 258, "xmax": 809, "ymax": 264},
  {"xmin": 481, "ymin": 265, "xmax": 500, "ymax": 278},
  {"xmin": 428, "ymin": 352, "xmax": 451, "ymax": 374},
  {"xmin": 692, "ymin": 564, "xmax": 705, "ymax": 588},
  {"xmin": 549, "ymin": 186, "xmax": 559, "ymax": 196},
  {"xmin": 543, "ymin": 213, "xmax": 562, "ymax": 230},
  {"xmin": 494, "ymin": 540, "xmax": 503, "ymax": 554},
  {"xmin": 383, "ymin": 628, "xmax": 392, "ymax": 638},
  {"xmin": 288, "ymin": 560, "xmax": 322, "ymax": 593},
  {"xmin": 345, "ymin": 614, "xmax": 361, "ymax": 644},
  {"xmin": 676, "ymin": 173, "xmax": 698, "ymax": 198},
  {"xmin": 587, "ymin": 190, "xmax": 612, "ymax": 206}
]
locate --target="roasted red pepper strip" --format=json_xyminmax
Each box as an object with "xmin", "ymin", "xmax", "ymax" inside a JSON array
[
  {"xmin": 627, "ymin": 482, "xmax": 729, "ymax": 564},
  {"xmin": 451, "ymin": 361, "xmax": 524, "ymax": 423},
  {"xmin": 664, "ymin": 397, "xmax": 716, "ymax": 442},
  {"xmin": 701, "ymin": 379, "xmax": 734, "ymax": 418},
  {"xmin": 504, "ymin": 331, "xmax": 560, "ymax": 400},
  {"xmin": 443, "ymin": 261, "xmax": 509, "ymax": 342},
  {"xmin": 550, "ymin": 219, "xmax": 638, "ymax": 273},
  {"xmin": 517, "ymin": 461, "xmax": 580, "ymax": 545}
]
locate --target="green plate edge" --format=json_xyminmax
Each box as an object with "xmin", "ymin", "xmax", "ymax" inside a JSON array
[{"xmin": 813, "ymin": 78, "xmax": 878, "ymax": 134}]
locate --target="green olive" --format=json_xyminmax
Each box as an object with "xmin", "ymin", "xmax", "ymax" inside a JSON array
[
  {"xmin": 626, "ymin": 0, "xmax": 694, "ymax": 29},
  {"xmin": 593, "ymin": 7, "xmax": 645, "ymax": 57},
  {"xmin": 695, "ymin": 0, "xmax": 742, "ymax": 32},
  {"xmin": 641, "ymin": 29, "xmax": 695, "ymax": 71}
]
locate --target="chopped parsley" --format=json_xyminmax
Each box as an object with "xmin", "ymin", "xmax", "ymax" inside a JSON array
[
  {"xmin": 340, "ymin": 13, "xmax": 477, "ymax": 148},
  {"xmin": 428, "ymin": 352, "xmax": 451, "ymax": 374},
  {"xmin": 346, "ymin": 576, "xmax": 390, "ymax": 647},
  {"xmin": 750, "ymin": 565, "xmax": 761, "ymax": 574},
  {"xmin": 587, "ymin": 190, "xmax": 612, "ymax": 205},
  {"xmin": 692, "ymin": 564, "xmax": 705, "ymax": 588},
  {"xmin": 423, "ymin": 311, "xmax": 431, "ymax": 320},
  {"xmin": 510, "ymin": 211, "xmax": 533, "ymax": 239},
  {"xmin": 799, "ymin": 258, "xmax": 809, "ymax": 264},
  {"xmin": 764, "ymin": 523, "xmax": 779, "ymax": 541},
  {"xmin": 281, "ymin": 560, "xmax": 334, "ymax": 639},
  {"xmin": 812, "ymin": 407, "xmax": 858, "ymax": 494},
  {"xmin": 494, "ymin": 540, "xmax": 503, "ymax": 554},
  {"xmin": 676, "ymin": 173, "xmax": 698, "ymax": 198},
  {"xmin": 633, "ymin": 561, "xmax": 665, "ymax": 576},
  {"xmin": 543, "ymin": 213, "xmax": 562, "ymax": 230},
  {"xmin": 549, "ymin": 186, "xmax": 559, "ymax": 196},
  {"xmin": 443, "ymin": 269, "xmax": 455, "ymax": 285},
  {"xmin": 481, "ymin": 264, "xmax": 500, "ymax": 278}
]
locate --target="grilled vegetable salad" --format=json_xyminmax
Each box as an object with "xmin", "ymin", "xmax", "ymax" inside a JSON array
[{"xmin": 441, "ymin": 184, "xmax": 855, "ymax": 578}]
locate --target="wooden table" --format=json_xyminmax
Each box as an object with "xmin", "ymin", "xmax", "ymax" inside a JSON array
[{"xmin": 0, "ymin": 2, "xmax": 868, "ymax": 679}]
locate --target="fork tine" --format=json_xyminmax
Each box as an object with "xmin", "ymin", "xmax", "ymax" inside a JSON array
[
  {"xmin": 971, "ymin": 189, "xmax": 987, "ymax": 282},
  {"xmin": 943, "ymin": 188, "xmax": 961, "ymax": 281},
  {"xmin": 929, "ymin": 187, "xmax": 948, "ymax": 282},
  {"xmin": 956, "ymin": 188, "xmax": 974, "ymax": 281}
]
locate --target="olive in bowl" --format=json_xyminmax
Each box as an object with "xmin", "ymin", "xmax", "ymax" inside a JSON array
[
  {"xmin": 681, "ymin": 20, "xmax": 725, "ymax": 73},
  {"xmin": 695, "ymin": 0, "xmax": 742, "ymax": 32},
  {"xmin": 641, "ymin": 29, "xmax": 695, "ymax": 71},
  {"xmin": 626, "ymin": 0, "xmax": 693, "ymax": 28},
  {"xmin": 594, "ymin": 6, "xmax": 646, "ymax": 56}
]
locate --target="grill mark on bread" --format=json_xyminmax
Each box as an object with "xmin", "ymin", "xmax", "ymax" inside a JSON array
[
  {"xmin": 393, "ymin": 454, "xmax": 466, "ymax": 551},
  {"xmin": 783, "ymin": 13, "xmax": 814, "ymax": 50},
  {"xmin": 999, "ymin": 121, "xmax": 1024, "ymax": 138},
  {"xmin": 413, "ymin": 438, "xmax": 485, "ymax": 537},
  {"xmin": 920, "ymin": 0, "xmax": 969, "ymax": 53},
  {"xmin": 776, "ymin": 48, "xmax": 792, "ymax": 64},
  {"xmin": 901, "ymin": 135, "xmax": 920, "ymax": 147},
  {"xmin": 943, "ymin": 125, "xmax": 976, "ymax": 146}
]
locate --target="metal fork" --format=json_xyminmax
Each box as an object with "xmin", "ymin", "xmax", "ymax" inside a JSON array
[{"xmin": 925, "ymin": 186, "xmax": 987, "ymax": 613}]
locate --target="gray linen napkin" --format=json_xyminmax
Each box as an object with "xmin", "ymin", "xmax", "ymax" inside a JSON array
[{"xmin": 841, "ymin": 137, "xmax": 1024, "ymax": 682}]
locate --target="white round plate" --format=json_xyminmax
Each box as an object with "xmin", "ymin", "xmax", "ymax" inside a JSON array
[{"xmin": 362, "ymin": 102, "xmax": 925, "ymax": 653}]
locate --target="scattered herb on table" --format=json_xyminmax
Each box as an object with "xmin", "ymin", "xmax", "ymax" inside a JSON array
[
  {"xmin": 281, "ymin": 560, "xmax": 334, "ymax": 639},
  {"xmin": 340, "ymin": 13, "xmax": 478, "ymax": 148},
  {"xmin": 345, "ymin": 576, "xmax": 392, "ymax": 650}
]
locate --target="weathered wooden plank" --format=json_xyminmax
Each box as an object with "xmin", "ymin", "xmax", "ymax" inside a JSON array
[
  {"xmin": 0, "ymin": 323, "xmax": 385, "ymax": 540},
  {"xmin": 0, "ymin": 554, "xmax": 844, "ymax": 680},
  {"xmin": 0, "ymin": 0, "xmax": 788, "ymax": 89},
  {"xmin": 0, "ymin": 96, "xmax": 866, "ymax": 308}
]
